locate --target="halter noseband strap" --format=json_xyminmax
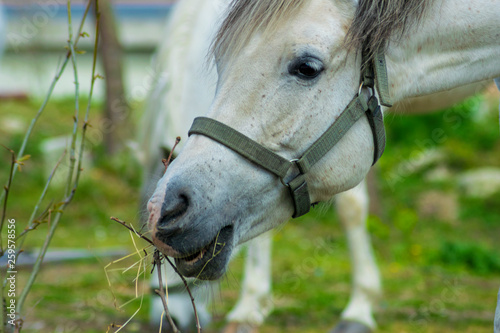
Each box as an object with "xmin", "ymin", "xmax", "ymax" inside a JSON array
[{"xmin": 188, "ymin": 50, "xmax": 392, "ymax": 218}]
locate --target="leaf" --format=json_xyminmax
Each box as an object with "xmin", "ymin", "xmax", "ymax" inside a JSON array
[
  {"xmin": 80, "ymin": 32, "xmax": 90, "ymax": 38},
  {"xmin": 17, "ymin": 155, "xmax": 31, "ymax": 162},
  {"xmin": 52, "ymin": 202, "xmax": 65, "ymax": 210}
]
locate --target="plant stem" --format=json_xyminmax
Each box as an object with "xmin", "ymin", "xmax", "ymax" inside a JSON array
[
  {"xmin": 16, "ymin": 209, "xmax": 65, "ymax": 313},
  {"xmin": 154, "ymin": 251, "xmax": 180, "ymax": 333},
  {"xmin": 0, "ymin": 146, "xmax": 15, "ymax": 255},
  {"xmin": 164, "ymin": 256, "xmax": 202, "ymax": 333},
  {"xmin": 73, "ymin": 0, "xmax": 100, "ymax": 190},
  {"xmin": 63, "ymin": 0, "xmax": 80, "ymax": 201},
  {"xmin": 14, "ymin": 152, "xmax": 66, "ymax": 250},
  {"xmin": 16, "ymin": 0, "xmax": 93, "ymax": 316},
  {"xmin": 0, "ymin": 0, "xmax": 92, "ymax": 207},
  {"xmin": 0, "ymin": 270, "xmax": 5, "ymax": 333}
]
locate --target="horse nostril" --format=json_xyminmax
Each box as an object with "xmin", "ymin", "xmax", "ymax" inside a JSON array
[{"xmin": 158, "ymin": 193, "xmax": 189, "ymax": 229}]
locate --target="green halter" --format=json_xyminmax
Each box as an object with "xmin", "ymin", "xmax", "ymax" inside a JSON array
[{"xmin": 189, "ymin": 49, "xmax": 392, "ymax": 218}]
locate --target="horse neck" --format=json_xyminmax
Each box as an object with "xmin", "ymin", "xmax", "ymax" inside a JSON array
[{"xmin": 386, "ymin": 0, "xmax": 500, "ymax": 102}]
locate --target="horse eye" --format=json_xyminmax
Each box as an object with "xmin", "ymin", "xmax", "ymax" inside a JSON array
[{"xmin": 290, "ymin": 59, "xmax": 324, "ymax": 80}]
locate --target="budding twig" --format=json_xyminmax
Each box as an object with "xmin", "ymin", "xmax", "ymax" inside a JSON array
[
  {"xmin": 162, "ymin": 136, "xmax": 181, "ymax": 173},
  {"xmin": 16, "ymin": 0, "xmax": 96, "ymax": 316},
  {"xmin": 15, "ymin": 151, "xmax": 65, "ymax": 251},
  {"xmin": 0, "ymin": 0, "xmax": 93, "ymax": 205},
  {"xmin": 0, "ymin": 144, "xmax": 15, "ymax": 254}
]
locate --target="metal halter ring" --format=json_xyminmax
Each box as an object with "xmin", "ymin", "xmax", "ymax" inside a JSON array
[
  {"xmin": 279, "ymin": 159, "xmax": 301, "ymax": 187},
  {"xmin": 358, "ymin": 82, "xmax": 375, "ymax": 97}
]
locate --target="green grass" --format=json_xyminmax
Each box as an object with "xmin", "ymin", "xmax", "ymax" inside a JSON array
[{"xmin": 1, "ymin": 92, "xmax": 499, "ymax": 332}]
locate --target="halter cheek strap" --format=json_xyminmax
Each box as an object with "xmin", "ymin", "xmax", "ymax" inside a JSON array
[{"xmin": 188, "ymin": 50, "xmax": 392, "ymax": 218}]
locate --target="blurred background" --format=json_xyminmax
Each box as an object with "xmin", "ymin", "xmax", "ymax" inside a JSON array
[{"xmin": 0, "ymin": 1, "xmax": 499, "ymax": 332}]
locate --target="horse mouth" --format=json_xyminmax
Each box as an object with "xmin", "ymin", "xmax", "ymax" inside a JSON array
[{"xmin": 174, "ymin": 225, "xmax": 234, "ymax": 280}]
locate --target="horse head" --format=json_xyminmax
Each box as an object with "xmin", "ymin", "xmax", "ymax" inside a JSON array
[
  {"xmin": 147, "ymin": 0, "xmax": 500, "ymax": 280},
  {"xmin": 145, "ymin": 0, "xmax": 382, "ymax": 280}
]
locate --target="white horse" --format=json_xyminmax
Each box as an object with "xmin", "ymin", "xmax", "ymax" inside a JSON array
[
  {"xmin": 141, "ymin": 0, "xmax": 500, "ymax": 331},
  {"xmin": 496, "ymin": 288, "xmax": 500, "ymax": 333}
]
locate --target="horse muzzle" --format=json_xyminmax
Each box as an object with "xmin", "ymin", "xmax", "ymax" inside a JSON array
[{"xmin": 148, "ymin": 177, "xmax": 236, "ymax": 280}]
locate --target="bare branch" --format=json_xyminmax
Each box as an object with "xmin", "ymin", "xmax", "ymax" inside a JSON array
[
  {"xmin": 162, "ymin": 137, "xmax": 181, "ymax": 173},
  {"xmin": 154, "ymin": 250, "xmax": 180, "ymax": 333},
  {"xmin": 0, "ymin": 0, "xmax": 93, "ymax": 205},
  {"xmin": 0, "ymin": 144, "xmax": 15, "ymax": 254},
  {"xmin": 15, "ymin": 150, "xmax": 66, "ymax": 249},
  {"xmin": 15, "ymin": 0, "xmax": 97, "ymax": 316}
]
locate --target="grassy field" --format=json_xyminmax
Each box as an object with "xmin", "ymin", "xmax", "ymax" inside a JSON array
[{"xmin": 0, "ymin": 88, "xmax": 499, "ymax": 332}]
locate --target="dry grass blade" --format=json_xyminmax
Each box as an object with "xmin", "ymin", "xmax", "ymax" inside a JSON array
[
  {"xmin": 109, "ymin": 217, "xmax": 202, "ymax": 332},
  {"xmin": 114, "ymin": 258, "xmax": 147, "ymax": 333}
]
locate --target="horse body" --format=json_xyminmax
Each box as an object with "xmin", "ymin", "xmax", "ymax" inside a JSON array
[
  {"xmin": 143, "ymin": 0, "xmax": 500, "ymax": 331},
  {"xmin": 385, "ymin": 0, "xmax": 500, "ymax": 99}
]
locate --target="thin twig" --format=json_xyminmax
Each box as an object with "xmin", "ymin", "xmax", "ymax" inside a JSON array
[
  {"xmin": 164, "ymin": 255, "xmax": 202, "ymax": 333},
  {"xmin": 15, "ymin": 200, "xmax": 53, "ymax": 247},
  {"xmin": 110, "ymin": 217, "xmax": 154, "ymax": 246},
  {"xmin": 154, "ymin": 250, "xmax": 180, "ymax": 333},
  {"xmin": 2, "ymin": 3, "xmax": 95, "ymax": 321},
  {"xmin": 15, "ymin": 151, "xmax": 66, "ymax": 249},
  {"xmin": 162, "ymin": 137, "xmax": 181, "ymax": 173},
  {"xmin": 0, "ymin": 145, "xmax": 15, "ymax": 254},
  {"xmin": 16, "ymin": 0, "xmax": 94, "ymax": 315},
  {"xmin": 73, "ymin": 0, "xmax": 100, "ymax": 190},
  {"xmin": 0, "ymin": 0, "xmax": 93, "ymax": 205},
  {"xmin": 0, "ymin": 144, "xmax": 15, "ymax": 332},
  {"xmin": 63, "ymin": 0, "xmax": 81, "ymax": 201}
]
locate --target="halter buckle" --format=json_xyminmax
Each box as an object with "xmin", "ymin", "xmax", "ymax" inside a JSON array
[{"xmin": 279, "ymin": 159, "xmax": 310, "ymax": 218}]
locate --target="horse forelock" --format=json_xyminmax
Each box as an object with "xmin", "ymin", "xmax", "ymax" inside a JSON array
[
  {"xmin": 211, "ymin": 0, "xmax": 312, "ymax": 62},
  {"xmin": 212, "ymin": 0, "xmax": 431, "ymax": 65}
]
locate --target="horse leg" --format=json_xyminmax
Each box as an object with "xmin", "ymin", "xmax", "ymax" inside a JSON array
[
  {"xmin": 495, "ymin": 288, "xmax": 500, "ymax": 333},
  {"xmin": 331, "ymin": 180, "xmax": 381, "ymax": 333},
  {"xmin": 223, "ymin": 233, "xmax": 273, "ymax": 333}
]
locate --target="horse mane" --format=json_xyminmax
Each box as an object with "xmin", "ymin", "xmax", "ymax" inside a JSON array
[
  {"xmin": 345, "ymin": 0, "xmax": 430, "ymax": 61},
  {"xmin": 212, "ymin": 0, "xmax": 430, "ymax": 63}
]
